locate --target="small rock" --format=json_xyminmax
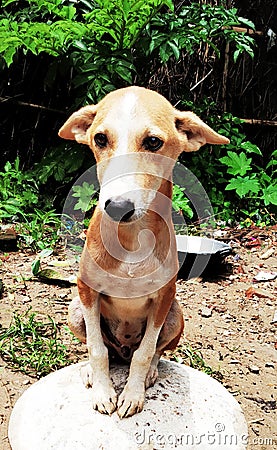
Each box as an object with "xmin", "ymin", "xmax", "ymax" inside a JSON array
[
  {"xmin": 230, "ymin": 359, "xmax": 240, "ymax": 365},
  {"xmin": 272, "ymin": 310, "xmax": 277, "ymax": 324},
  {"xmin": 201, "ymin": 306, "xmax": 212, "ymax": 318},
  {"xmin": 265, "ymin": 362, "xmax": 275, "ymax": 368},
  {"xmin": 254, "ymin": 270, "xmax": 277, "ymax": 282},
  {"xmin": 249, "ymin": 365, "xmax": 260, "ymax": 374},
  {"xmin": 260, "ymin": 247, "xmax": 275, "ymax": 260}
]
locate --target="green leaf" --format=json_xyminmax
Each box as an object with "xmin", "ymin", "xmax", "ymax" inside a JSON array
[
  {"xmin": 114, "ymin": 65, "xmax": 133, "ymax": 83},
  {"xmin": 225, "ymin": 176, "xmax": 260, "ymax": 198},
  {"xmin": 240, "ymin": 141, "xmax": 262, "ymax": 156},
  {"xmin": 238, "ymin": 17, "xmax": 255, "ymax": 30},
  {"xmin": 72, "ymin": 182, "xmax": 97, "ymax": 212},
  {"xmin": 219, "ymin": 151, "xmax": 252, "ymax": 176},
  {"xmin": 32, "ymin": 259, "xmax": 41, "ymax": 276},
  {"xmin": 266, "ymin": 159, "xmax": 277, "ymax": 170},
  {"xmin": 2, "ymin": 0, "xmax": 18, "ymax": 6},
  {"xmin": 261, "ymin": 184, "xmax": 277, "ymax": 206},
  {"xmin": 168, "ymin": 41, "xmax": 180, "ymax": 60},
  {"xmin": 38, "ymin": 248, "xmax": 53, "ymax": 258}
]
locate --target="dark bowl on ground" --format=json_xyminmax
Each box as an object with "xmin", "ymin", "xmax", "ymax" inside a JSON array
[{"xmin": 176, "ymin": 235, "xmax": 232, "ymax": 280}]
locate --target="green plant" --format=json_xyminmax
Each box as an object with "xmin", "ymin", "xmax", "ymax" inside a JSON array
[
  {"xmin": 181, "ymin": 111, "xmax": 277, "ymax": 225},
  {"xmin": 2, "ymin": 1, "xmax": 272, "ymax": 228},
  {"xmin": 216, "ymin": 133, "xmax": 277, "ymax": 222},
  {"xmin": 17, "ymin": 209, "xmax": 62, "ymax": 250},
  {"xmin": 0, "ymin": 309, "xmax": 70, "ymax": 378},
  {"xmin": 72, "ymin": 181, "xmax": 98, "ymax": 213},
  {"xmin": 172, "ymin": 184, "xmax": 194, "ymax": 219},
  {"xmin": 0, "ymin": 157, "xmax": 40, "ymax": 220},
  {"xmin": 31, "ymin": 248, "xmax": 53, "ymax": 275},
  {"xmin": 0, "ymin": 0, "xmax": 256, "ymax": 104},
  {"xmin": 147, "ymin": 3, "xmax": 254, "ymax": 64},
  {"xmin": 31, "ymin": 145, "xmax": 90, "ymax": 185},
  {"xmin": 169, "ymin": 342, "xmax": 223, "ymax": 381},
  {"xmin": 0, "ymin": 157, "xmax": 63, "ymax": 250}
]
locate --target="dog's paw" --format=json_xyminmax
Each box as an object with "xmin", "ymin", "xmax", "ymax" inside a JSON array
[
  {"xmin": 91, "ymin": 383, "xmax": 117, "ymax": 415},
  {"xmin": 117, "ymin": 383, "xmax": 145, "ymax": 418},
  {"xmin": 80, "ymin": 362, "xmax": 93, "ymax": 388},
  {"xmin": 145, "ymin": 365, "xmax": 159, "ymax": 389}
]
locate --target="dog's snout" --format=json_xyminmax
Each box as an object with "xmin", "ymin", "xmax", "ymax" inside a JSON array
[{"xmin": 104, "ymin": 197, "xmax": 135, "ymax": 222}]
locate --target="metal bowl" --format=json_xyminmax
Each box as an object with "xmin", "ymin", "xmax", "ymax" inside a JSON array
[{"xmin": 176, "ymin": 235, "xmax": 232, "ymax": 280}]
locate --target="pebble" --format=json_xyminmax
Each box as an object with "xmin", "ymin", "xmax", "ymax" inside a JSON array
[
  {"xmin": 249, "ymin": 365, "xmax": 260, "ymax": 374},
  {"xmin": 265, "ymin": 362, "xmax": 275, "ymax": 368},
  {"xmin": 201, "ymin": 306, "xmax": 212, "ymax": 318}
]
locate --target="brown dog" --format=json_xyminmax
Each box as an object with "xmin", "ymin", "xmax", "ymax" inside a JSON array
[{"xmin": 59, "ymin": 86, "xmax": 229, "ymax": 418}]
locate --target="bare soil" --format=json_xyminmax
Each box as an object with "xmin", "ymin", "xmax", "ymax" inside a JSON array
[{"xmin": 0, "ymin": 227, "xmax": 276, "ymax": 450}]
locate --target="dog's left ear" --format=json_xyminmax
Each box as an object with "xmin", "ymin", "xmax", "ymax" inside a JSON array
[
  {"xmin": 58, "ymin": 105, "xmax": 97, "ymax": 145},
  {"xmin": 175, "ymin": 111, "xmax": 229, "ymax": 152}
]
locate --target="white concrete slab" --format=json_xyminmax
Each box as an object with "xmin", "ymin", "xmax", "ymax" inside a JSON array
[{"xmin": 9, "ymin": 360, "xmax": 248, "ymax": 450}]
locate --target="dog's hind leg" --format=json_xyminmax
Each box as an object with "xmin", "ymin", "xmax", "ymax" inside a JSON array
[{"xmin": 68, "ymin": 296, "xmax": 86, "ymax": 343}]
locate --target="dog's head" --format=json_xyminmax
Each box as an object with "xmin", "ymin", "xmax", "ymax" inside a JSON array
[{"xmin": 59, "ymin": 87, "xmax": 229, "ymax": 222}]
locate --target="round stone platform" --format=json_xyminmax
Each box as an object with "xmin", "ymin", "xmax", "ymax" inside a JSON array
[{"xmin": 9, "ymin": 360, "xmax": 248, "ymax": 450}]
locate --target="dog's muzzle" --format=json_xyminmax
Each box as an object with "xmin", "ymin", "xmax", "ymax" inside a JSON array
[{"xmin": 104, "ymin": 197, "xmax": 135, "ymax": 222}]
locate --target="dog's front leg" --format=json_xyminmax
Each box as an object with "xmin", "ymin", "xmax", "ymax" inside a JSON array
[
  {"xmin": 117, "ymin": 317, "xmax": 162, "ymax": 419},
  {"xmin": 78, "ymin": 280, "xmax": 117, "ymax": 415}
]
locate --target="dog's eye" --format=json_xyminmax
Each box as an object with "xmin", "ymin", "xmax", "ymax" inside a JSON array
[
  {"xmin": 143, "ymin": 136, "xmax": 163, "ymax": 152},
  {"xmin": 94, "ymin": 133, "xmax": 108, "ymax": 148}
]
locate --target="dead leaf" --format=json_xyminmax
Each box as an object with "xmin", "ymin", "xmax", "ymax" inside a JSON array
[
  {"xmin": 245, "ymin": 286, "xmax": 275, "ymax": 300},
  {"xmin": 260, "ymin": 247, "xmax": 275, "ymax": 260},
  {"xmin": 245, "ymin": 238, "xmax": 261, "ymax": 248}
]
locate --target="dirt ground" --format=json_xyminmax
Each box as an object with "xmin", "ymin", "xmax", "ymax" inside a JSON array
[{"xmin": 0, "ymin": 227, "xmax": 276, "ymax": 450}]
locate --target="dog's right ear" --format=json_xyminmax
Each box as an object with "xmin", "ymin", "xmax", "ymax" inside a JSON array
[{"xmin": 58, "ymin": 105, "xmax": 97, "ymax": 145}]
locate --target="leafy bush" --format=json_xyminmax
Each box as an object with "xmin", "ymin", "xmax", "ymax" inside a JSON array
[
  {"xmin": 183, "ymin": 112, "xmax": 277, "ymax": 225},
  {"xmin": 0, "ymin": 157, "xmax": 40, "ymax": 219},
  {"xmin": 1, "ymin": 0, "xmax": 255, "ymax": 104},
  {"xmin": 1, "ymin": 0, "xmax": 275, "ymax": 237},
  {"xmin": 0, "ymin": 157, "xmax": 61, "ymax": 249}
]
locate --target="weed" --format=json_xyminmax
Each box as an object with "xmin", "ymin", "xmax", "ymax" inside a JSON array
[
  {"xmin": 0, "ymin": 309, "xmax": 70, "ymax": 378},
  {"xmin": 169, "ymin": 342, "xmax": 223, "ymax": 381},
  {"xmin": 17, "ymin": 209, "xmax": 62, "ymax": 251},
  {"xmin": 31, "ymin": 248, "xmax": 53, "ymax": 276},
  {"xmin": 0, "ymin": 158, "xmax": 62, "ymax": 250},
  {"xmin": 172, "ymin": 185, "xmax": 194, "ymax": 220},
  {"xmin": 0, "ymin": 158, "xmax": 40, "ymax": 220}
]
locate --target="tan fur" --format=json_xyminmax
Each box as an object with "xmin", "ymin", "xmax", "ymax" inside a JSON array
[{"xmin": 59, "ymin": 86, "xmax": 229, "ymax": 418}]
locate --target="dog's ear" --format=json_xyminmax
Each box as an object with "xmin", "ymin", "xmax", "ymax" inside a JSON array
[
  {"xmin": 58, "ymin": 105, "xmax": 97, "ymax": 145},
  {"xmin": 175, "ymin": 111, "xmax": 229, "ymax": 152}
]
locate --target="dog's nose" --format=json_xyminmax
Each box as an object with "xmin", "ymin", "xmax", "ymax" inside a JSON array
[{"xmin": 104, "ymin": 198, "xmax": 135, "ymax": 222}]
